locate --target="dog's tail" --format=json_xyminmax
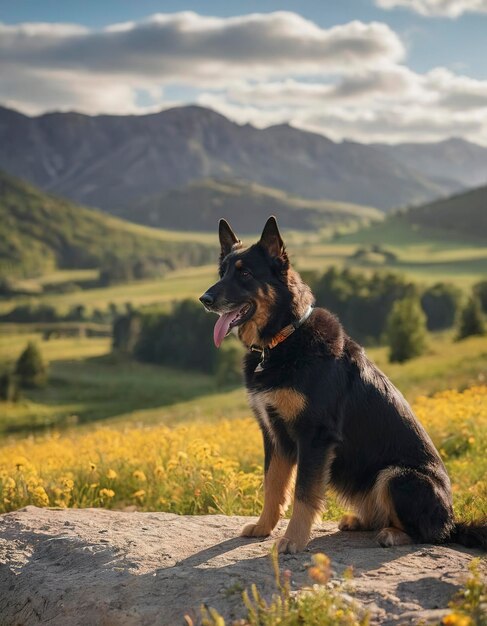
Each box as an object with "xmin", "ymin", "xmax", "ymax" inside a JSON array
[{"xmin": 449, "ymin": 520, "xmax": 487, "ymax": 550}]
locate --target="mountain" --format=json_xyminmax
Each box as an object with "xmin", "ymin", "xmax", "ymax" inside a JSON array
[
  {"xmin": 374, "ymin": 138, "xmax": 487, "ymax": 191},
  {"xmin": 0, "ymin": 104, "xmax": 466, "ymax": 212},
  {"xmin": 0, "ymin": 171, "xmax": 214, "ymax": 278},
  {"xmin": 112, "ymin": 178, "xmax": 382, "ymax": 232}
]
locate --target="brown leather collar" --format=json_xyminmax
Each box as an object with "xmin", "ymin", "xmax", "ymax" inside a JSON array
[{"xmin": 250, "ymin": 305, "xmax": 313, "ymax": 371}]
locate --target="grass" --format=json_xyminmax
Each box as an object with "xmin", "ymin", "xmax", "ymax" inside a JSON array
[
  {"xmin": 0, "ymin": 264, "xmax": 218, "ymax": 316},
  {"xmin": 199, "ymin": 550, "xmax": 486, "ymax": 626},
  {"xmin": 291, "ymin": 223, "xmax": 487, "ymax": 286},
  {"xmin": 1, "ymin": 330, "xmax": 486, "ymax": 437},
  {"xmin": 0, "ymin": 386, "xmax": 485, "ymax": 524},
  {"xmin": 199, "ymin": 549, "xmax": 369, "ymax": 626},
  {"xmin": 1, "ymin": 331, "xmax": 486, "ymax": 524}
]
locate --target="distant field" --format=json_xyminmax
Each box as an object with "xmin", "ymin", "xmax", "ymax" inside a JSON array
[
  {"xmin": 0, "ymin": 265, "xmax": 218, "ymax": 316},
  {"xmin": 1, "ymin": 329, "xmax": 485, "ymax": 437},
  {"xmin": 291, "ymin": 222, "xmax": 487, "ymax": 285},
  {"xmin": 2, "ymin": 219, "xmax": 486, "ymax": 319}
]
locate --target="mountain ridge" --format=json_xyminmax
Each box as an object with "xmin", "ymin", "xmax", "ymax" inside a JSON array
[{"xmin": 1, "ymin": 103, "xmax": 481, "ymax": 212}]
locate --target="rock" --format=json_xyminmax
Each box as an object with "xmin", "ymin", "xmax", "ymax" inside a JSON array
[{"xmin": 0, "ymin": 506, "xmax": 482, "ymax": 625}]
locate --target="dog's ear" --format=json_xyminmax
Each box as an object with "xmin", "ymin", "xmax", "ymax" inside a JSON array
[
  {"xmin": 219, "ymin": 218, "xmax": 241, "ymax": 259},
  {"xmin": 259, "ymin": 216, "xmax": 284, "ymax": 258}
]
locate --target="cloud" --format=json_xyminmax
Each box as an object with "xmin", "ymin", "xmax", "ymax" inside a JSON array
[
  {"xmin": 1, "ymin": 11, "xmax": 487, "ymax": 144},
  {"xmin": 0, "ymin": 12, "xmax": 405, "ymax": 116},
  {"xmin": 0, "ymin": 12, "xmax": 403, "ymax": 78},
  {"xmin": 224, "ymin": 67, "xmax": 421, "ymax": 105},
  {"xmin": 375, "ymin": 0, "xmax": 487, "ymax": 17},
  {"xmin": 196, "ymin": 65, "xmax": 487, "ymax": 145}
]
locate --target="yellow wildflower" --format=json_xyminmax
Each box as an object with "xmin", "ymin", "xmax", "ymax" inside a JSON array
[{"xmin": 99, "ymin": 488, "xmax": 115, "ymax": 499}]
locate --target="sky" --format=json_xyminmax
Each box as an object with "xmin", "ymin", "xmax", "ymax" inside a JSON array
[{"xmin": 2, "ymin": 0, "xmax": 487, "ymax": 144}]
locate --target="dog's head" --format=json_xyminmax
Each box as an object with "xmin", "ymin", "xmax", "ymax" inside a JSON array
[{"xmin": 200, "ymin": 216, "xmax": 314, "ymax": 348}]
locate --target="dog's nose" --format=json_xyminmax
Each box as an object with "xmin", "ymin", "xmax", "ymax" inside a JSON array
[{"xmin": 199, "ymin": 292, "xmax": 214, "ymax": 307}]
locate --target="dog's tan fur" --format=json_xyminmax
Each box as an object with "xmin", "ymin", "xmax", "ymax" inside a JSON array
[{"xmin": 241, "ymin": 455, "xmax": 295, "ymax": 538}]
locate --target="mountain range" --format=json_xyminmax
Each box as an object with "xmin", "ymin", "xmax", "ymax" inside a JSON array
[{"xmin": 2, "ymin": 104, "xmax": 487, "ymax": 214}]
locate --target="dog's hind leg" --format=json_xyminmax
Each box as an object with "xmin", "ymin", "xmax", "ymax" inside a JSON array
[
  {"xmin": 241, "ymin": 433, "xmax": 296, "ymax": 538},
  {"xmin": 339, "ymin": 514, "xmax": 369, "ymax": 531},
  {"xmin": 386, "ymin": 468, "xmax": 454, "ymax": 545}
]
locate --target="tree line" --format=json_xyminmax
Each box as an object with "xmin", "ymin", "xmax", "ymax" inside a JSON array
[{"xmin": 112, "ymin": 270, "xmax": 486, "ymax": 375}]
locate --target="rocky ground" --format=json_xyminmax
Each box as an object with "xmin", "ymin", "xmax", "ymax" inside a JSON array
[{"xmin": 0, "ymin": 507, "xmax": 483, "ymax": 625}]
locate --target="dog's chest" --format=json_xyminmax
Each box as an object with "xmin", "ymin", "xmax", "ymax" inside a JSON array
[{"xmin": 247, "ymin": 386, "xmax": 307, "ymax": 441}]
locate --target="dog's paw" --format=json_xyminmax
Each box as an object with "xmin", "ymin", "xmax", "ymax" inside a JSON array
[
  {"xmin": 275, "ymin": 535, "xmax": 307, "ymax": 554},
  {"xmin": 338, "ymin": 514, "xmax": 363, "ymax": 531},
  {"xmin": 376, "ymin": 527, "xmax": 413, "ymax": 547},
  {"xmin": 240, "ymin": 521, "xmax": 272, "ymax": 538}
]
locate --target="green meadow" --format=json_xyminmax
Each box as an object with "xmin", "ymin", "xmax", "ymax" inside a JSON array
[{"xmin": 1, "ymin": 325, "xmax": 485, "ymax": 437}]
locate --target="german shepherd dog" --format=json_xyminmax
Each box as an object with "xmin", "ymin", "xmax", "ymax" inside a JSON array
[{"xmin": 200, "ymin": 217, "xmax": 487, "ymax": 554}]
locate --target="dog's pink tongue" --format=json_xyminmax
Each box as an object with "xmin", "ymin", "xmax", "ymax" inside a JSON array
[{"xmin": 214, "ymin": 311, "xmax": 238, "ymax": 348}]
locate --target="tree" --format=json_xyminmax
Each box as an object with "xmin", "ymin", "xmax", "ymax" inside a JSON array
[
  {"xmin": 0, "ymin": 371, "xmax": 19, "ymax": 402},
  {"xmin": 473, "ymin": 280, "xmax": 487, "ymax": 314},
  {"xmin": 421, "ymin": 282, "xmax": 462, "ymax": 331},
  {"xmin": 385, "ymin": 297, "xmax": 428, "ymax": 363},
  {"xmin": 456, "ymin": 295, "xmax": 486, "ymax": 340},
  {"xmin": 216, "ymin": 345, "xmax": 243, "ymax": 388},
  {"xmin": 15, "ymin": 342, "xmax": 48, "ymax": 388}
]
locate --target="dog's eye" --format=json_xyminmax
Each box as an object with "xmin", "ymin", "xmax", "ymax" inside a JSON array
[{"xmin": 240, "ymin": 269, "xmax": 252, "ymax": 279}]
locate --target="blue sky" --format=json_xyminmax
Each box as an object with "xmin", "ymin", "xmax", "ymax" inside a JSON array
[{"xmin": 2, "ymin": 0, "xmax": 487, "ymax": 144}]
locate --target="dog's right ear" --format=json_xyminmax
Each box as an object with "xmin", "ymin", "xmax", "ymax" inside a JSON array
[{"xmin": 219, "ymin": 218, "xmax": 241, "ymax": 259}]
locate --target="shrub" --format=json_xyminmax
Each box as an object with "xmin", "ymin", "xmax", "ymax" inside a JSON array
[
  {"xmin": 385, "ymin": 297, "xmax": 428, "ymax": 363},
  {"xmin": 14, "ymin": 342, "xmax": 48, "ymax": 389},
  {"xmin": 457, "ymin": 295, "xmax": 486, "ymax": 341}
]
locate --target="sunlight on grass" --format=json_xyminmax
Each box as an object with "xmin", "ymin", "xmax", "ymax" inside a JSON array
[{"xmin": 1, "ymin": 387, "xmax": 485, "ymax": 523}]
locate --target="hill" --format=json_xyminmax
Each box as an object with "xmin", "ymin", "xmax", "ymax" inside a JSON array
[
  {"xmin": 398, "ymin": 184, "xmax": 487, "ymax": 238},
  {"xmin": 340, "ymin": 183, "xmax": 487, "ymax": 247},
  {"xmin": 112, "ymin": 178, "xmax": 382, "ymax": 232},
  {"xmin": 0, "ymin": 171, "xmax": 215, "ymax": 278},
  {"xmin": 0, "ymin": 104, "xmax": 465, "ymax": 212}
]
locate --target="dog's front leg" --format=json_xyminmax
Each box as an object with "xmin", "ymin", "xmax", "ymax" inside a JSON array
[
  {"xmin": 276, "ymin": 435, "xmax": 334, "ymax": 554},
  {"xmin": 241, "ymin": 431, "xmax": 296, "ymax": 538}
]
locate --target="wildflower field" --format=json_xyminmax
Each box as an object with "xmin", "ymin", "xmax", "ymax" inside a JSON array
[{"xmin": 1, "ymin": 386, "xmax": 486, "ymax": 522}]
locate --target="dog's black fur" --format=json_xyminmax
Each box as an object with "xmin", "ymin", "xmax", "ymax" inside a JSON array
[{"xmin": 200, "ymin": 217, "xmax": 487, "ymax": 553}]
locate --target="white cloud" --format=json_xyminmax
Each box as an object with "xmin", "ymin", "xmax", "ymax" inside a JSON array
[
  {"xmin": 0, "ymin": 12, "xmax": 403, "ymax": 78},
  {"xmin": 1, "ymin": 11, "xmax": 487, "ymax": 144},
  {"xmin": 0, "ymin": 12, "xmax": 404, "ymax": 115},
  {"xmin": 376, "ymin": 0, "xmax": 487, "ymax": 17},
  {"xmin": 196, "ymin": 65, "xmax": 487, "ymax": 145}
]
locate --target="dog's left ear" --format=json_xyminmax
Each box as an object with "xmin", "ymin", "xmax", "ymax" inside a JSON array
[
  {"xmin": 259, "ymin": 216, "xmax": 285, "ymax": 258},
  {"xmin": 219, "ymin": 218, "xmax": 241, "ymax": 259}
]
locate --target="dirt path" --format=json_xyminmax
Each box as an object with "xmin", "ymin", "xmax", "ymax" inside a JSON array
[{"xmin": 0, "ymin": 506, "xmax": 482, "ymax": 625}]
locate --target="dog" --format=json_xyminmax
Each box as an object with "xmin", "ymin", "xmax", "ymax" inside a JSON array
[{"xmin": 200, "ymin": 216, "xmax": 487, "ymax": 554}]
